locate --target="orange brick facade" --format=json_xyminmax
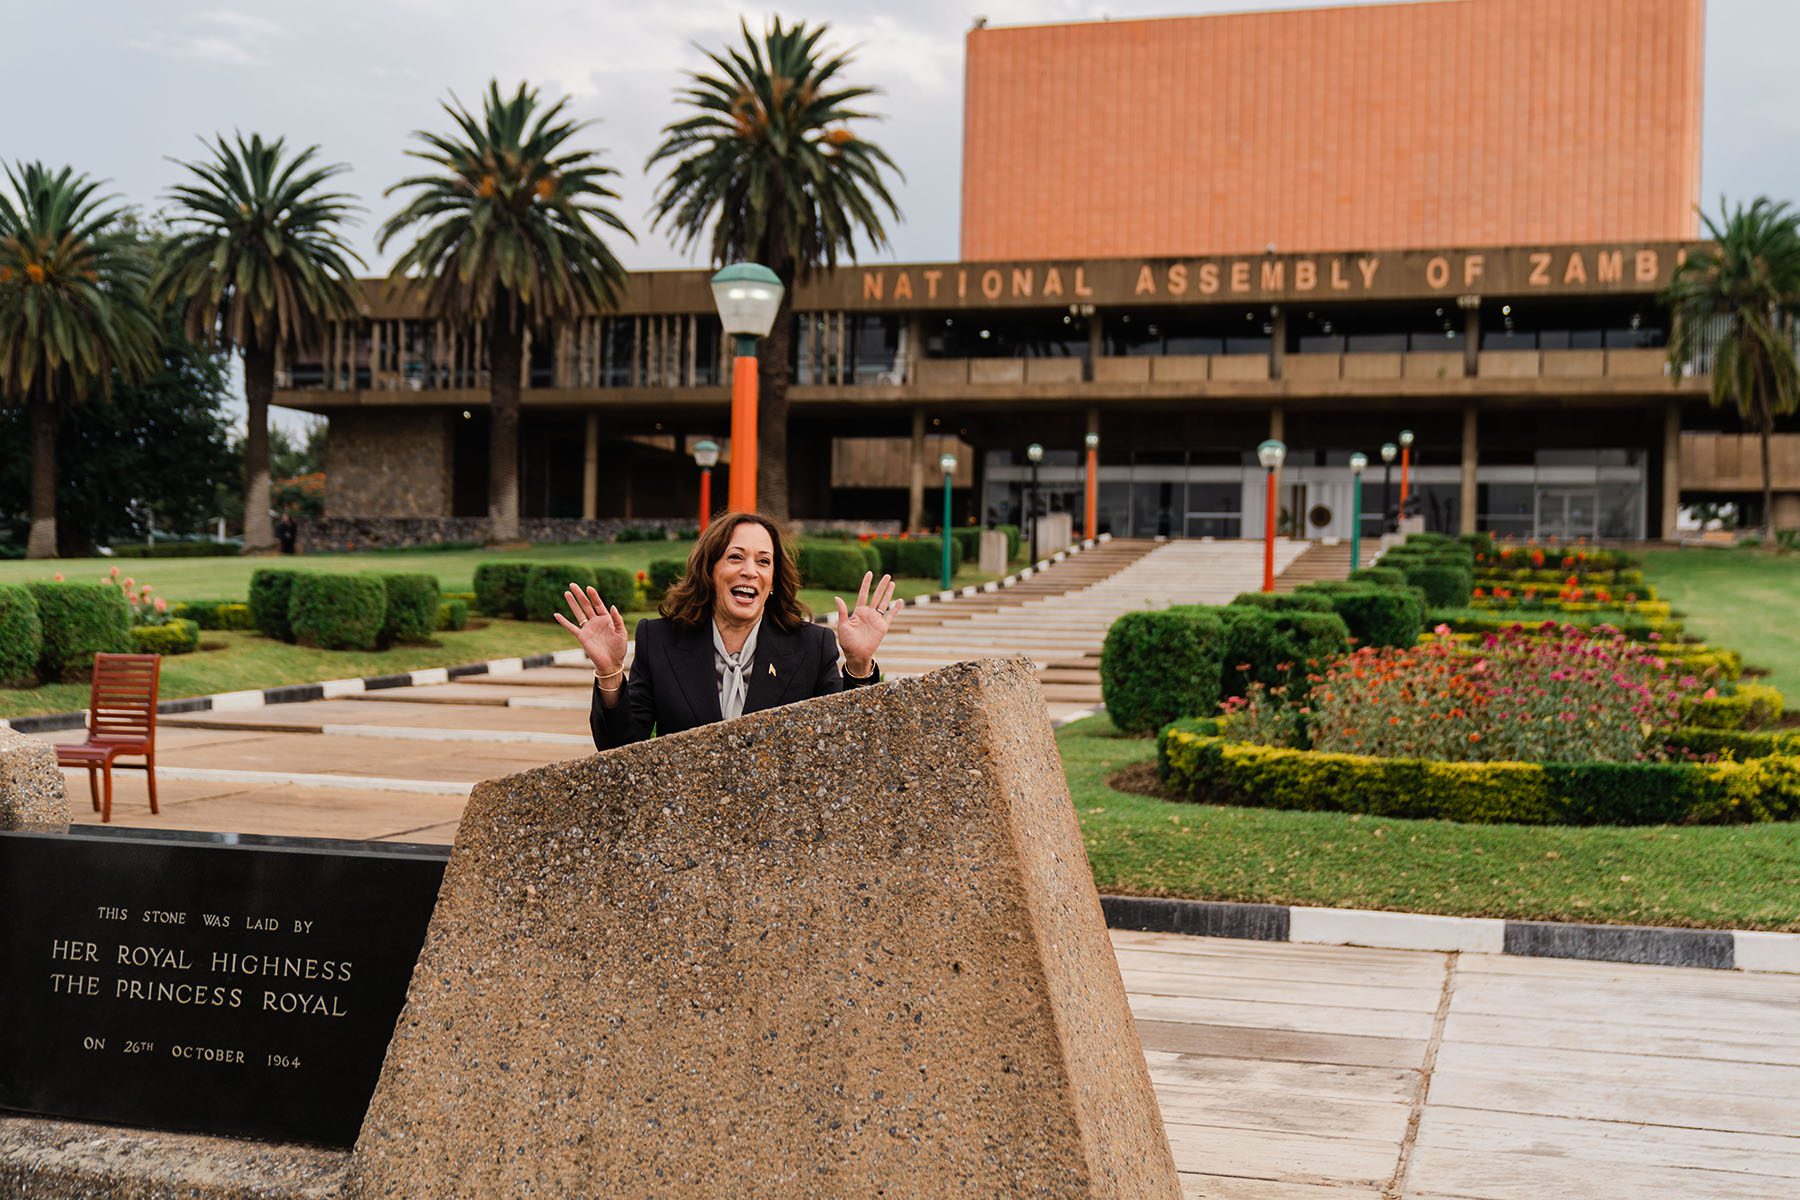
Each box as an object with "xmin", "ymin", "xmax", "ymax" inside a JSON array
[{"xmin": 960, "ymin": 0, "xmax": 1705, "ymax": 262}]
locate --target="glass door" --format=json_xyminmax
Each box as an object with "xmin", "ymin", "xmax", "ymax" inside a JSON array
[{"xmin": 1536, "ymin": 489, "xmax": 1599, "ymax": 541}]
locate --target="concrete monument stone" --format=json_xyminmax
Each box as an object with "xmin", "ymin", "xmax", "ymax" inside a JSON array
[
  {"xmin": 1035, "ymin": 511, "xmax": 1074, "ymax": 559},
  {"xmin": 0, "ymin": 725, "xmax": 68, "ymax": 833},
  {"xmin": 978, "ymin": 527, "xmax": 1010, "ymax": 575}
]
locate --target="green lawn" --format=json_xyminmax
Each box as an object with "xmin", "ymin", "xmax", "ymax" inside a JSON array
[
  {"xmin": 1641, "ymin": 547, "xmax": 1800, "ymax": 701},
  {"xmin": 1064, "ymin": 715, "xmax": 1800, "ymax": 931}
]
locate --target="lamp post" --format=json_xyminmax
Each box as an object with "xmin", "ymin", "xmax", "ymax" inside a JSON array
[
  {"xmin": 1348, "ymin": 452, "xmax": 1368, "ymax": 571},
  {"xmin": 1380, "ymin": 442, "xmax": 1397, "ymax": 531},
  {"xmin": 1257, "ymin": 438, "xmax": 1286, "ymax": 592},
  {"xmin": 939, "ymin": 451, "xmax": 958, "ymax": 590},
  {"xmin": 1083, "ymin": 431, "xmax": 1099, "ymax": 540},
  {"xmin": 1398, "ymin": 428, "xmax": 1415, "ymax": 525},
  {"xmin": 692, "ymin": 439, "xmax": 720, "ymax": 531},
  {"xmin": 1026, "ymin": 442, "xmax": 1044, "ymax": 558},
  {"xmin": 708, "ymin": 263, "xmax": 785, "ymax": 514}
]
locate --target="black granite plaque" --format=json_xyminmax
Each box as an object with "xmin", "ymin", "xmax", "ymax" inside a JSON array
[{"xmin": 0, "ymin": 827, "xmax": 449, "ymax": 1146}]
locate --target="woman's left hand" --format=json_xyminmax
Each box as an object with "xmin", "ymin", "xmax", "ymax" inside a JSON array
[{"xmin": 835, "ymin": 572, "xmax": 900, "ymax": 678}]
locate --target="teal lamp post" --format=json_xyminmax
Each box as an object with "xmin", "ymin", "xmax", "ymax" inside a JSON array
[
  {"xmin": 939, "ymin": 451, "xmax": 957, "ymax": 590},
  {"xmin": 1348, "ymin": 452, "xmax": 1368, "ymax": 571}
]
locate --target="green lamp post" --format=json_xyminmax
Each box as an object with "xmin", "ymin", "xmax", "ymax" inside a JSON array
[
  {"xmin": 939, "ymin": 451, "xmax": 958, "ymax": 590},
  {"xmin": 1348, "ymin": 452, "xmax": 1368, "ymax": 571}
]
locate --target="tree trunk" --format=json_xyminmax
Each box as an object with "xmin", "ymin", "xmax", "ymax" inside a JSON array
[
  {"xmin": 487, "ymin": 301, "xmax": 524, "ymax": 544},
  {"xmin": 25, "ymin": 393, "xmax": 58, "ymax": 559},
  {"xmin": 756, "ymin": 291, "xmax": 793, "ymax": 521},
  {"xmin": 1762, "ymin": 413, "xmax": 1777, "ymax": 545},
  {"xmin": 243, "ymin": 343, "xmax": 277, "ymax": 553}
]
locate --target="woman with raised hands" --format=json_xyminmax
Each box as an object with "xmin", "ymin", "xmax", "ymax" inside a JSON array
[{"xmin": 557, "ymin": 512, "xmax": 899, "ymax": 751}]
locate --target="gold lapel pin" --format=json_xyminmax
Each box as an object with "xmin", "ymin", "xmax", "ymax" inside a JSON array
[{"xmin": 768, "ymin": 663, "xmax": 777, "ymax": 677}]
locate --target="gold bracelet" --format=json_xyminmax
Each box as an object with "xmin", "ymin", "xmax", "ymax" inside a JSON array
[
  {"xmin": 844, "ymin": 661, "xmax": 875, "ymax": 681},
  {"xmin": 594, "ymin": 667, "xmax": 624, "ymax": 685}
]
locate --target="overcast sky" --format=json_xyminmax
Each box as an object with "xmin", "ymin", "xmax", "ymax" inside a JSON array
[{"xmin": 6, "ymin": 0, "xmax": 1795, "ymax": 428}]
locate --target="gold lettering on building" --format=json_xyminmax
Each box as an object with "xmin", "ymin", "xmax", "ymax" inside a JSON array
[
  {"xmin": 1426, "ymin": 256, "xmax": 1450, "ymax": 289},
  {"xmin": 1230, "ymin": 262, "xmax": 1251, "ymax": 293},
  {"xmin": 980, "ymin": 269, "xmax": 1003, "ymax": 300},
  {"xmin": 922, "ymin": 269, "xmax": 942, "ymax": 300},
  {"xmin": 957, "ymin": 269, "xmax": 968, "ymax": 299},
  {"xmin": 1529, "ymin": 253, "xmax": 1552, "ymax": 285},
  {"xmin": 1260, "ymin": 261, "xmax": 1284, "ymax": 290},
  {"xmin": 1166, "ymin": 264, "xmax": 1189, "ymax": 295},
  {"xmin": 1011, "ymin": 268, "xmax": 1033, "ymax": 298},
  {"xmin": 1041, "ymin": 267, "xmax": 1063, "ymax": 297},
  {"xmin": 1330, "ymin": 260, "xmax": 1350, "ymax": 290},
  {"xmin": 1464, "ymin": 255, "xmax": 1485, "ymax": 286},
  {"xmin": 1198, "ymin": 263, "xmax": 1220, "ymax": 295},
  {"xmin": 1596, "ymin": 251, "xmax": 1623, "ymax": 283},
  {"xmin": 1294, "ymin": 260, "xmax": 1316, "ymax": 291},
  {"xmin": 1359, "ymin": 258, "xmax": 1380, "ymax": 288},
  {"xmin": 862, "ymin": 272, "xmax": 883, "ymax": 301},
  {"xmin": 1635, "ymin": 249, "xmax": 1659, "ymax": 284},
  {"xmin": 892, "ymin": 272, "xmax": 913, "ymax": 301},
  {"xmin": 1135, "ymin": 265, "xmax": 1157, "ymax": 296},
  {"xmin": 1563, "ymin": 252, "xmax": 1588, "ymax": 285},
  {"xmin": 1074, "ymin": 266, "xmax": 1093, "ymax": 297}
]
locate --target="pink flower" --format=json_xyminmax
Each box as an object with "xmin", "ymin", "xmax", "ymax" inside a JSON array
[
  {"xmin": 1433, "ymin": 623, "xmax": 1452, "ymax": 636},
  {"xmin": 109, "ymin": 566, "xmax": 119, "ymax": 578},
  {"xmin": 1702, "ymin": 687, "xmax": 1718, "ymax": 699},
  {"xmin": 153, "ymin": 598, "xmax": 167, "ymax": 612},
  {"xmin": 123, "ymin": 578, "xmax": 134, "ymax": 590},
  {"xmin": 53, "ymin": 572, "xmax": 64, "ymax": 582}
]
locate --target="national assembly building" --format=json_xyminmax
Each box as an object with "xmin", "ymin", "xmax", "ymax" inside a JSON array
[{"xmin": 279, "ymin": 0, "xmax": 1792, "ymax": 545}]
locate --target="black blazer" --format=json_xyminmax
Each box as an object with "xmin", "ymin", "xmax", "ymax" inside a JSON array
[{"xmin": 589, "ymin": 617, "xmax": 880, "ymax": 751}]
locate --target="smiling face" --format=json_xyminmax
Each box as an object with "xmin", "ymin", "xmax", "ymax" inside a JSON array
[{"xmin": 710, "ymin": 520, "xmax": 775, "ymax": 628}]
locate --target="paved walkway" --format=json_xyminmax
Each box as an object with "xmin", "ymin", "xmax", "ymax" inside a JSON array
[{"xmin": 26, "ymin": 538, "xmax": 1800, "ymax": 1196}]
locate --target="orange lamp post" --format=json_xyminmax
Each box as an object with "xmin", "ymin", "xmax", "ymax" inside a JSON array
[
  {"xmin": 1083, "ymin": 431, "xmax": 1099, "ymax": 539},
  {"xmin": 709, "ymin": 264, "xmax": 785, "ymax": 515},
  {"xmin": 1257, "ymin": 438, "xmax": 1287, "ymax": 592},
  {"xmin": 693, "ymin": 439, "xmax": 720, "ymax": 531},
  {"xmin": 1398, "ymin": 428, "xmax": 1415, "ymax": 521}
]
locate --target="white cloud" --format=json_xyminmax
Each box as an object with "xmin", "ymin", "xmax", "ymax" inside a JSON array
[{"xmin": 130, "ymin": 8, "xmax": 289, "ymax": 66}]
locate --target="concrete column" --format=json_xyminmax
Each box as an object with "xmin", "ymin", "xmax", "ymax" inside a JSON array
[
  {"xmin": 582, "ymin": 412, "xmax": 600, "ymax": 521},
  {"xmin": 1086, "ymin": 312, "xmax": 1103, "ymax": 382},
  {"xmin": 1270, "ymin": 308, "xmax": 1287, "ymax": 380},
  {"xmin": 1459, "ymin": 295, "xmax": 1481, "ymax": 377},
  {"xmin": 1460, "ymin": 403, "xmax": 1479, "ymax": 534},
  {"xmin": 907, "ymin": 407, "xmax": 926, "ymax": 532},
  {"xmin": 1268, "ymin": 407, "xmax": 1284, "ymax": 443},
  {"xmin": 1662, "ymin": 401, "xmax": 1682, "ymax": 541}
]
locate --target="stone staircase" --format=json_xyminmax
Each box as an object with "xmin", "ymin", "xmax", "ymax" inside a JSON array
[{"xmin": 1272, "ymin": 539, "xmax": 1361, "ymax": 592}]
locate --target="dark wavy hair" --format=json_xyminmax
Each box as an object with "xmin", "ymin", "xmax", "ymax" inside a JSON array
[{"xmin": 659, "ymin": 512, "xmax": 810, "ymax": 632}]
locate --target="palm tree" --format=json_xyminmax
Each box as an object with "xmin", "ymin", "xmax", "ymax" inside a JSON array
[
  {"xmin": 153, "ymin": 134, "xmax": 365, "ymax": 553},
  {"xmin": 648, "ymin": 18, "xmax": 901, "ymax": 520},
  {"xmin": 1666, "ymin": 197, "xmax": 1800, "ymax": 542},
  {"xmin": 0, "ymin": 163, "xmax": 159, "ymax": 558},
  {"xmin": 380, "ymin": 81, "xmax": 631, "ymax": 543}
]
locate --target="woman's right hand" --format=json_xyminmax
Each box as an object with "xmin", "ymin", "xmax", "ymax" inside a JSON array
[{"xmin": 553, "ymin": 584, "xmax": 629, "ymax": 677}]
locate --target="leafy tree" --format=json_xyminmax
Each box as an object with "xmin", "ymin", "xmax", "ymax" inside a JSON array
[
  {"xmin": 648, "ymin": 18, "xmax": 901, "ymax": 520},
  {"xmin": 152, "ymin": 133, "xmax": 364, "ymax": 553},
  {"xmin": 0, "ymin": 307, "xmax": 237, "ymax": 555},
  {"xmin": 0, "ymin": 163, "xmax": 159, "ymax": 557},
  {"xmin": 1666, "ymin": 197, "xmax": 1800, "ymax": 541},
  {"xmin": 379, "ymin": 81, "xmax": 631, "ymax": 543}
]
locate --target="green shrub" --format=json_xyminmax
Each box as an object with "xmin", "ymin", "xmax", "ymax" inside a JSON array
[
  {"xmin": 172, "ymin": 600, "xmax": 253, "ymax": 631},
  {"xmin": 1216, "ymin": 605, "xmax": 1351, "ymax": 699},
  {"xmin": 1101, "ymin": 609, "xmax": 1227, "ymax": 734},
  {"xmin": 129, "ymin": 618, "xmax": 200, "ymax": 656},
  {"xmin": 1681, "ymin": 684, "xmax": 1785, "ymax": 731},
  {"xmin": 994, "ymin": 523, "xmax": 1022, "ymax": 562},
  {"xmin": 614, "ymin": 526, "xmax": 672, "ymax": 543},
  {"xmin": 289, "ymin": 575, "xmax": 387, "ymax": 650},
  {"xmin": 897, "ymin": 536, "xmax": 961, "ymax": 579},
  {"xmin": 796, "ymin": 541, "xmax": 871, "ymax": 591},
  {"xmin": 248, "ymin": 569, "xmax": 304, "ymax": 641},
  {"xmin": 444, "ymin": 590, "xmax": 477, "ymax": 604},
  {"xmin": 380, "ymin": 574, "xmax": 442, "ymax": 644},
  {"xmin": 107, "ymin": 540, "xmax": 239, "ymax": 558},
  {"xmin": 946, "ymin": 527, "xmax": 978, "ymax": 563},
  {"xmin": 26, "ymin": 582, "xmax": 131, "ymax": 682},
  {"xmin": 524, "ymin": 564, "xmax": 596, "ymax": 623},
  {"xmin": 473, "ymin": 562, "xmax": 533, "ymax": 619},
  {"xmin": 1312, "ymin": 587, "xmax": 1426, "ymax": 649},
  {"xmin": 1457, "ymin": 531, "xmax": 1496, "ymax": 559},
  {"xmin": 435, "ymin": 599, "xmax": 469, "ymax": 632},
  {"xmin": 1349, "ymin": 566, "xmax": 1408, "ymax": 589},
  {"xmin": 593, "ymin": 565, "xmax": 636, "ymax": 609},
  {"xmin": 1157, "ymin": 721, "xmax": 1800, "ymax": 825},
  {"xmin": 1667, "ymin": 726, "xmax": 1800, "ymax": 760},
  {"xmin": 0, "ymin": 584, "xmax": 42, "ymax": 686},
  {"xmin": 647, "ymin": 558, "xmax": 685, "ymax": 603},
  {"xmin": 1229, "ymin": 591, "xmax": 1336, "ymax": 613},
  {"xmin": 870, "ymin": 538, "xmax": 900, "ymax": 576},
  {"xmin": 1400, "ymin": 564, "xmax": 1474, "ymax": 607}
]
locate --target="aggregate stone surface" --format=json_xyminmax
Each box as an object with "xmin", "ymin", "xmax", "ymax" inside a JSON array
[
  {"xmin": 349, "ymin": 656, "xmax": 1179, "ymax": 1198},
  {"xmin": 0, "ymin": 724, "xmax": 69, "ymax": 832}
]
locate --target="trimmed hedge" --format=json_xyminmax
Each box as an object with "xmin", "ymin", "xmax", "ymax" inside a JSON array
[
  {"xmin": 1669, "ymin": 726, "xmax": 1800, "ymax": 760},
  {"xmin": 473, "ymin": 562, "xmax": 532, "ymax": 619},
  {"xmin": 1682, "ymin": 684, "xmax": 1784, "ymax": 731},
  {"xmin": 593, "ymin": 565, "xmax": 635, "ymax": 609},
  {"xmin": 646, "ymin": 559, "xmax": 685, "ymax": 603},
  {"xmin": 1229, "ymin": 591, "xmax": 1336, "ymax": 613},
  {"xmin": 436, "ymin": 599, "xmax": 469, "ymax": 632},
  {"xmin": 107, "ymin": 540, "xmax": 239, "ymax": 558},
  {"xmin": 1349, "ymin": 566, "xmax": 1408, "ymax": 589},
  {"xmin": 870, "ymin": 538, "xmax": 900, "ymax": 577},
  {"xmin": 797, "ymin": 541, "xmax": 872, "ymax": 592},
  {"xmin": 524, "ymin": 564, "xmax": 595, "ymax": 623},
  {"xmin": 380, "ymin": 574, "xmax": 441, "ymax": 644},
  {"xmin": 1214, "ymin": 605, "xmax": 1351, "ymax": 699},
  {"xmin": 1399, "ymin": 563, "xmax": 1474, "ymax": 607},
  {"xmin": 27, "ymin": 582, "xmax": 132, "ymax": 682},
  {"xmin": 995, "ymin": 523, "xmax": 1022, "ymax": 562},
  {"xmin": 1308, "ymin": 587, "xmax": 1426, "ymax": 649},
  {"xmin": 0, "ymin": 584, "xmax": 43, "ymax": 686},
  {"xmin": 130, "ymin": 619, "xmax": 201, "ymax": 656},
  {"xmin": 949, "ymin": 528, "xmax": 981, "ymax": 564},
  {"xmin": 172, "ymin": 600, "xmax": 253, "ymax": 631},
  {"xmin": 1158, "ymin": 721, "xmax": 1800, "ymax": 825},
  {"xmin": 1430, "ymin": 610, "xmax": 1679, "ymax": 641},
  {"xmin": 249, "ymin": 569, "xmax": 303, "ymax": 642},
  {"xmin": 1101, "ymin": 609, "xmax": 1227, "ymax": 734},
  {"xmin": 897, "ymin": 536, "xmax": 962, "ymax": 579},
  {"xmin": 289, "ymin": 575, "xmax": 387, "ymax": 650}
]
